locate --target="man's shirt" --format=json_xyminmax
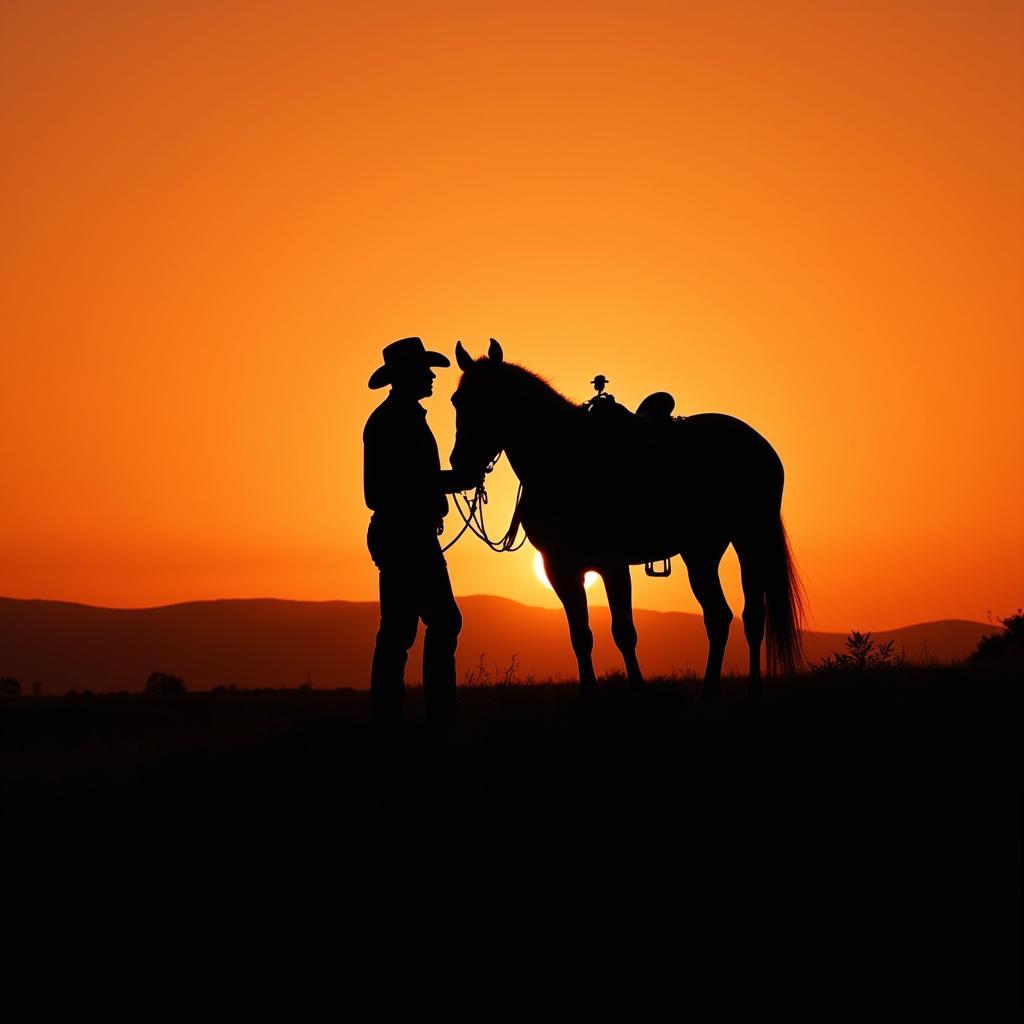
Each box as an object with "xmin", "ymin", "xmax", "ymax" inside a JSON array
[{"xmin": 363, "ymin": 392, "xmax": 449, "ymax": 531}]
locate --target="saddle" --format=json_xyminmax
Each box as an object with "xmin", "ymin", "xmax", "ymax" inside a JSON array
[
  {"xmin": 582, "ymin": 385, "xmax": 680, "ymax": 579},
  {"xmin": 635, "ymin": 391, "xmax": 676, "ymax": 421},
  {"xmin": 584, "ymin": 389, "xmax": 679, "ymax": 426}
]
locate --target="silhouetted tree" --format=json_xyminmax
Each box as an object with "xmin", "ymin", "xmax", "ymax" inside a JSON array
[
  {"xmin": 971, "ymin": 610, "xmax": 1024, "ymax": 666},
  {"xmin": 0, "ymin": 677, "xmax": 21, "ymax": 697},
  {"xmin": 145, "ymin": 671, "xmax": 186, "ymax": 695}
]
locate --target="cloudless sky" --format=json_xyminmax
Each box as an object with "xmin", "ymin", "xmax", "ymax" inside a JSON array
[{"xmin": 1, "ymin": 1, "xmax": 1021, "ymax": 630}]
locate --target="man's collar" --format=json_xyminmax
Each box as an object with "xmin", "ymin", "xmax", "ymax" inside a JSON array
[{"xmin": 386, "ymin": 391, "xmax": 427, "ymax": 416}]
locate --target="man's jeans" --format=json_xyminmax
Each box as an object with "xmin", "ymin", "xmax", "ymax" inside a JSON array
[{"xmin": 368, "ymin": 519, "xmax": 462, "ymax": 718}]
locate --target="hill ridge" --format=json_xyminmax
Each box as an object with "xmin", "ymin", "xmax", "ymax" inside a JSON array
[{"xmin": 0, "ymin": 594, "xmax": 992, "ymax": 694}]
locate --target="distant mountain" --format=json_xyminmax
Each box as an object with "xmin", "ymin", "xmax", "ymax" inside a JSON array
[{"xmin": 0, "ymin": 595, "xmax": 994, "ymax": 695}]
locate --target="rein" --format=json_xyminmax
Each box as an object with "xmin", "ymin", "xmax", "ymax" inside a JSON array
[{"xmin": 442, "ymin": 452, "xmax": 527, "ymax": 553}]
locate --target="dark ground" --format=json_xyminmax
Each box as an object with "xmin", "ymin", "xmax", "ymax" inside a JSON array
[{"xmin": 2, "ymin": 666, "xmax": 1019, "ymax": 1012}]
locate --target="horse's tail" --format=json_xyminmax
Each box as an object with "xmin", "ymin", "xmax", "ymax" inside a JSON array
[{"xmin": 764, "ymin": 514, "xmax": 806, "ymax": 675}]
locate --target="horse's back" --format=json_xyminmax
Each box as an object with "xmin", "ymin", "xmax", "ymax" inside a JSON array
[
  {"xmin": 677, "ymin": 413, "xmax": 782, "ymax": 465},
  {"xmin": 672, "ymin": 413, "xmax": 785, "ymax": 511},
  {"xmin": 579, "ymin": 409, "xmax": 783, "ymax": 502},
  {"xmin": 678, "ymin": 411, "xmax": 774, "ymax": 443}
]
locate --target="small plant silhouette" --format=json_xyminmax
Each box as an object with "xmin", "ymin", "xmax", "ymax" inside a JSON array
[
  {"xmin": 811, "ymin": 631, "xmax": 903, "ymax": 674},
  {"xmin": 463, "ymin": 654, "xmax": 491, "ymax": 687},
  {"xmin": 495, "ymin": 654, "xmax": 520, "ymax": 686},
  {"xmin": 462, "ymin": 654, "xmax": 524, "ymax": 686},
  {"xmin": 0, "ymin": 677, "xmax": 21, "ymax": 697}
]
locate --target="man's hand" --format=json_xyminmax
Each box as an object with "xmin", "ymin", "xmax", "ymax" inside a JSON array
[{"xmin": 440, "ymin": 468, "xmax": 483, "ymax": 494}]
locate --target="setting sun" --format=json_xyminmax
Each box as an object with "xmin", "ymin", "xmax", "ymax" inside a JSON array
[{"xmin": 533, "ymin": 550, "xmax": 599, "ymax": 592}]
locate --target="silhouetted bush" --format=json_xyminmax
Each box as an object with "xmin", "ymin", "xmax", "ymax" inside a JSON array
[
  {"xmin": 971, "ymin": 610, "xmax": 1024, "ymax": 666},
  {"xmin": 0, "ymin": 677, "xmax": 21, "ymax": 697},
  {"xmin": 811, "ymin": 631, "xmax": 904, "ymax": 674},
  {"xmin": 145, "ymin": 672, "xmax": 186, "ymax": 696}
]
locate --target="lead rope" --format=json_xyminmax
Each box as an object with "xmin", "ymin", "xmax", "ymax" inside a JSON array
[
  {"xmin": 439, "ymin": 490, "xmax": 478, "ymax": 552},
  {"xmin": 442, "ymin": 452, "xmax": 527, "ymax": 554}
]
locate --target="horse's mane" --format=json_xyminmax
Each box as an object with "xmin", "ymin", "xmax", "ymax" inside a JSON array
[{"xmin": 492, "ymin": 361, "xmax": 580, "ymax": 413}]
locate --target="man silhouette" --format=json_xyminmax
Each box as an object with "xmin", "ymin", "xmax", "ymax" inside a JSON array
[{"xmin": 363, "ymin": 337, "xmax": 477, "ymax": 721}]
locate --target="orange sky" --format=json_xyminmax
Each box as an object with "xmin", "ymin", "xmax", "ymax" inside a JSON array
[{"xmin": 1, "ymin": 1, "xmax": 1021, "ymax": 631}]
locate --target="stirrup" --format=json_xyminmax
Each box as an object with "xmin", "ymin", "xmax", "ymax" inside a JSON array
[{"xmin": 645, "ymin": 558, "xmax": 671, "ymax": 578}]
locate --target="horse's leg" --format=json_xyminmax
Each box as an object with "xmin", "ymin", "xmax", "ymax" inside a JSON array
[
  {"xmin": 734, "ymin": 536, "xmax": 766, "ymax": 698},
  {"xmin": 546, "ymin": 560, "xmax": 597, "ymax": 698},
  {"xmin": 682, "ymin": 542, "xmax": 732, "ymax": 703},
  {"xmin": 601, "ymin": 563, "xmax": 644, "ymax": 689}
]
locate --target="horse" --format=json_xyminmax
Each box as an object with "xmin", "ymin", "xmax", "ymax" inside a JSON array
[{"xmin": 449, "ymin": 338, "xmax": 804, "ymax": 701}]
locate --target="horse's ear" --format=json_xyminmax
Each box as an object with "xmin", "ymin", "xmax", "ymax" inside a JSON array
[
  {"xmin": 455, "ymin": 340, "xmax": 474, "ymax": 371},
  {"xmin": 488, "ymin": 338, "xmax": 504, "ymax": 363}
]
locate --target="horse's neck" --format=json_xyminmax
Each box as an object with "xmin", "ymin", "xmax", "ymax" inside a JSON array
[{"xmin": 503, "ymin": 399, "xmax": 577, "ymax": 483}]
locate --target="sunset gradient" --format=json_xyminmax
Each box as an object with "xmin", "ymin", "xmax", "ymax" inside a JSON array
[{"xmin": 2, "ymin": 1, "xmax": 1021, "ymax": 631}]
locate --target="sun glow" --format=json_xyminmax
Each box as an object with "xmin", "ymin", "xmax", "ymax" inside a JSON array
[{"xmin": 533, "ymin": 550, "xmax": 599, "ymax": 591}]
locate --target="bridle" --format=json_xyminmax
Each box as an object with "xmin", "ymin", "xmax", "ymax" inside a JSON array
[{"xmin": 442, "ymin": 451, "xmax": 526, "ymax": 553}]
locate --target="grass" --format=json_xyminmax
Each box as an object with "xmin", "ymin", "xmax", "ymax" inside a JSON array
[{"xmin": 1, "ymin": 663, "xmax": 1019, "ymax": 1010}]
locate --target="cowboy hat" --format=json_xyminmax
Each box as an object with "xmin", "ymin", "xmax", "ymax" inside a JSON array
[{"xmin": 368, "ymin": 337, "xmax": 451, "ymax": 389}]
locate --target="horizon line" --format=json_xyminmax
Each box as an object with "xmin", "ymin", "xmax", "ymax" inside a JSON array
[{"xmin": 0, "ymin": 592, "xmax": 994, "ymax": 635}]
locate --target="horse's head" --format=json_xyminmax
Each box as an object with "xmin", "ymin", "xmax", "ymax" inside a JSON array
[{"xmin": 450, "ymin": 338, "xmax": 506, "ymax": 482}]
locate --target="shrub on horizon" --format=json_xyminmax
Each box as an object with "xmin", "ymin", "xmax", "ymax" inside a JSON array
[
  {"xmin": 145, "ymin": 671, "xmax": 186, "ymax": 696},
  {"xmin": 0, "ymin": 677, "xmax": 21, "ymax": 697},
  {"xmin": 971, "ymin": 610, "xmax": 1024, "ymax": 666}
]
